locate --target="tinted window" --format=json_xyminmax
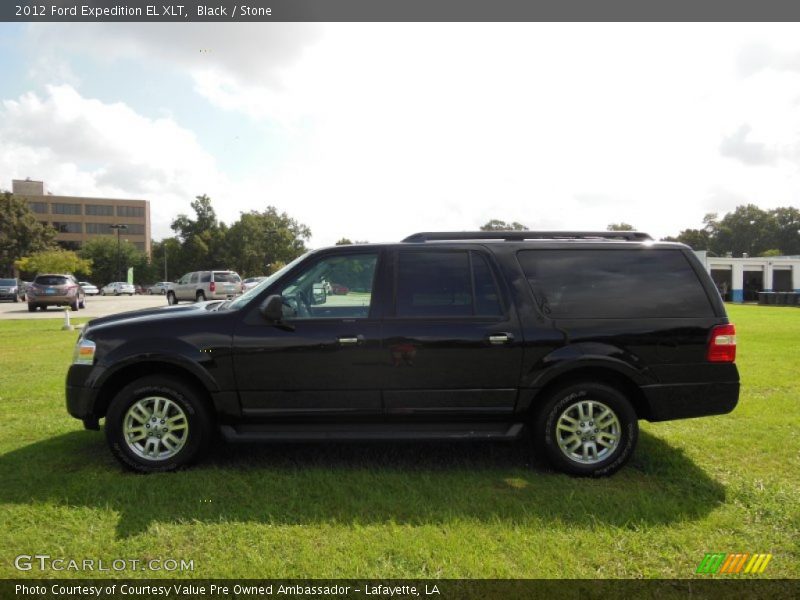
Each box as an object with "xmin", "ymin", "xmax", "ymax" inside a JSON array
[
  {"xmin": 396, "ymin": 251, "xmax": 503, "ymax": 318},
  {"xmin": 52, "ymin": 203, "xmax": 81, "ymax": 215},
  {"xmin": 200, "ymin": 273, "xmax": 211, "ymax": 283},
  {"xmin": 0, "ymin": 279, "xmax": 16, "ymax": 286},
  {"xmin": 190, "ymin": 273, "xmax": 199, "ymax": 284},
  {"xmin": 472, "ymin": 252, "xmax": 503, "ymax": 316},
  {"xmin": 35, "ymin": 276, "xmax": 69, "ymax": 286},
  {"xmin": 213, "ymin": 272, "xmax": 240, "ymax": 283},
  {"xmin": 52, "ymin": 221, "xmax": 82, "ymax": 233},
  {"xmin": 517, "ymin": 249, "xmax": 714, "ymax": 318},
  {"xmin": 85, "ymin": 204, "xmax": 114, "ymax": 216}
]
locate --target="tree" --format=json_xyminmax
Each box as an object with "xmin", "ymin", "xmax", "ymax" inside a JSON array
[
  {"xmin": 335, "ymin": 238, "xmax": 368, "ymax": 245},
  {"xmin": 607, "ymin": 222, "xmax": 635, "ymax": 231},
  {"xmin": 0, "ymin": 192, "xmax": 56, "ymax": 276},
  {"xmin": 770, "ymin": 207, "xmax": 800, "ymax": 256},
  {"xmin": 171, "ymin": 194, "xmax": 228, "ymax": 270},
  {"xmin": 708, "ymin": 204, "xmax": 776, "ymax": 257},
  {"xmin": 663, "ymin": 228, "xmax": 711, "ymax": 250},
  {"xmin": 15, "ymin": 249, "xmax": 92, "ymax": 276},
  {"xmin": 78, "ymin": 237, "xmax": 147, "ymax": 285},
  {"xmin": 480, "ymin": 219, "xmax": 528, "ymax": 231},
  {"xmin": 224, "ymin": 207, "xmax": 311, "ymax": 277}
]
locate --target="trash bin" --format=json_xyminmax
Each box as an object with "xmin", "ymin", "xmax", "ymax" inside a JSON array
[
  {"xmin": 767, "ymin": 292, "xmax": 778, "ymax": 305},
  {"xmin": 758, "ymin": 292, "xmax": 768, "ymax": 305},
  {"xmin": 777, "ymin": 292, "xmax": 789, "ymax": 305}
]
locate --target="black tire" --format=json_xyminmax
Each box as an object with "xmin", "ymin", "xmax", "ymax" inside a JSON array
[
  {"xmin": 79, "ymin": 297, "xmax": 86, "ymax": 309},
  {"xmin": 105, "ymin": 375, "xmax": 214, "ymax": 473},
  {"xmin": 27, "ymin": 303, "xmax": 36, "ymax": 312},
  {"xmin": 196, "ymin": 291, "xmax": 206, "ymax": 302},
  {"xmin": 531, "ymin": 382, "xmax": 638, "ymax": 477},
  {"xmin": 40, "ymin": 305, "xmax": 47, "ymax": 311},
  {"xmin": 13, "ymin": 295, "xmax": 19, "ymax": 303},
  {"xmin": 167, "ymin": 291, "xmax": 178, "ymax": 305},
  {"xmin": 101, "ymin": 290, "xmax": 105, "ymax": 296}
]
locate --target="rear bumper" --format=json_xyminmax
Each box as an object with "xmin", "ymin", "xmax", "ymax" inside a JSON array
[
  {"xmin": 641, "ymin": 381, "xmax": 740, "ymax": 421},
  {"xmin": 28, "ymin": 294, "xmax": 74, "ymax": 304}
]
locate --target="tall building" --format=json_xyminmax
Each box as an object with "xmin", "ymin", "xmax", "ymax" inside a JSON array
[{"xmin": 12, "ymin": 179, "xmax": 151, "ymax": 258}]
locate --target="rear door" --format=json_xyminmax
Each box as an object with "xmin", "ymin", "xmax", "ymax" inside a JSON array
[{"xmin": 379, "ymin": 247, "xmax": 524, "ymax": 416}]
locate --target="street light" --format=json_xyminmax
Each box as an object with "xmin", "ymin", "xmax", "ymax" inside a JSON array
[{"xmin": 109, "ymin": 224, "xmax": 128, "ymax": 282}]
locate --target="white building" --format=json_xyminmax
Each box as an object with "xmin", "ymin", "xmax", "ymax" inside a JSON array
[{"xmin": 695, "ymin": 251, "xmax": 800, "ymax": 302}]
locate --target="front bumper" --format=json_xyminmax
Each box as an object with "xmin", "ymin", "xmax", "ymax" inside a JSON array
[
  {"xmin": 641, "ymin": 381, "xmax": 740, "ymax": 421},
  {"xmin": 66, "ymin": 365, "xmax": 101, "ymax": 430}
]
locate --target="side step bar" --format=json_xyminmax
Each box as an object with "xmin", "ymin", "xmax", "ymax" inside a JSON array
[{"xmin": 221, "ymin": 422, "xmax": 525, "ymax": 443}]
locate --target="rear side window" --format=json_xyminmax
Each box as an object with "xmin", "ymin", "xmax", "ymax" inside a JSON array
[
  {"xmin": 396, "ymin": 250, "xmax": 503, "ymax": 318},
  {"xmin": 200, "ymin": 273, "xmax": 211, "ymax": 283},
  {"xmin": 517, "ymin": 249, "xmax": 714, "ymax": 318},
  {"xmin": 35, "ymin": 276, "xmax": 68, "ymax": 286}
]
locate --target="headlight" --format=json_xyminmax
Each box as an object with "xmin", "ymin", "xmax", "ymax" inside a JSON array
[{"xmin": 73, "ymin": 338, "xmax": 96, "ymax": 365}]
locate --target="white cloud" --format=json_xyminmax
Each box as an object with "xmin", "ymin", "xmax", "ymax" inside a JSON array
[
  {"xmin": 0, "ymin": 84, "xmax": 226, "ymax": 237},
  {"xmin": 7, "ymin": 23, "xmax": 800, "ymax": 246}
]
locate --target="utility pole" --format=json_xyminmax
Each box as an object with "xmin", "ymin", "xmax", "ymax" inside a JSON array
[{"xmin": 109, "ymin": 224, "xmax": 128, "ymax": 282}]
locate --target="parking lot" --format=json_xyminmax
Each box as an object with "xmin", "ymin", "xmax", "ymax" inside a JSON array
[{"xmin": 0, "ymin": 294, "xmax": 168, "ymax": 320}]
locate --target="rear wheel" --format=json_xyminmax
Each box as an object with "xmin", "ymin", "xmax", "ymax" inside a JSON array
[
  {"xmin": 79, "ymin": 297, "xmax": 86, "ymax": 309},
  {"xmin": 70, "ymin": 299, "xmax": 79, "ymax": 311},
  {"xmin": 196, "ymin": 291, "xmax": 206, "ymax": 302},
  {"xmin": 167, "ymin": 291, "xmax": 178, "ymax": 305},
  {"xmin": 27, "ymin": 303, "xmax": 36, "ymax": 312},
  {"xmin": 105, "ymin": 375, "xmax": 214, "ymax": 473},
  {"xmin": 532, "ymin": 382, "xmax": 638, "ymax": 477}
]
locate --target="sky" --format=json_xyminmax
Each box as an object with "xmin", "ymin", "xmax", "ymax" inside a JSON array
[{"xmin": 2, "ymin": 22, "xmax": 800, "ymax": 247}]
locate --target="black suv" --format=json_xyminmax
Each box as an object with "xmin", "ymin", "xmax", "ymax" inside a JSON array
[{"xmin": 66, "ymin": 231, "xmax": 739, "ymax": 476}]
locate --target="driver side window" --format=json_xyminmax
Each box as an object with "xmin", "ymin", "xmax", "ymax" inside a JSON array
[{"xmin": 278, "ymin": 253, "xmax": 378, "ymax": 320}]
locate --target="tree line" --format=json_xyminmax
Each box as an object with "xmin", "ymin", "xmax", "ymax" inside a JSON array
[
  {"xmin": 1, "ymin": 192, "xmax": 313, "ymax": 283},
  {"xmin": 3, "ymin": 189, "xmax": 799, "ymax": 282}
]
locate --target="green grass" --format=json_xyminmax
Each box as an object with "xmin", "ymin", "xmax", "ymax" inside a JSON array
[{"xmin": 0, "ymin": 305, "xmax": 798, "ymax": 579}]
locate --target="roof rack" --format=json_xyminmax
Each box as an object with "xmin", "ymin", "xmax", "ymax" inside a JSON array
[{"xmin": 402, "ymin": 231, "xmax": 653, "ymax": 243}]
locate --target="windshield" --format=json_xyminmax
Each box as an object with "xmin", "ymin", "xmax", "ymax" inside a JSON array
[
  {"xmin": 225, "ymin": 253, "xmax": 310, "ymax": 310},
  {"xmin": 0, "ymin": 279, "xmax": 16, "ymax": 286}
]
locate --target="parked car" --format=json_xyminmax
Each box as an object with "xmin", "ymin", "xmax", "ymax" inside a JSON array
[
  {"xmin": 101, "ymin": 282, "xmax": 135, "ymax": 296},
  {"xmin": 331, "ymin": 283, "xmax": 349, "ymax": 295},
  {"xmin": 148, "ymin": 282, "xmax": 171, "ymax": 295},
  {"xmin": 166, "ymin": 270, "xmax": 242, "ymax": 304},
  {"xmin": 66, "ymin": 231, "xmax": 740, "ymax": 475},
  {"xmin": 134, "ymin": 285, "xmax": 145, "ymax": 295},
  {"xmin": 0, "ymin": 278, "xmax": 22, "ymax": 302},
  {"xmin": 27, "ymin": 274, "xmax": 85, "ymax": 311},
  {"xmin": 242, "ymin": 276, "xmax": 267, "ymax": 292},
  {"xmin": 79, "ymin": 282, "xmax": 99, "ymax": 296}
]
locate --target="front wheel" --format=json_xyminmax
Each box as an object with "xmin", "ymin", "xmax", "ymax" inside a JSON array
[
  {"xmin": 531, "ymin": 382, "xmax": 638, "ymax": 477},
  {"xmin": 105, "ymin": 375, "xmax": 214, "ymax": 473},
  {"xmin": 167, "ymin": 291, "xmax": 178, "ymax": 305}
]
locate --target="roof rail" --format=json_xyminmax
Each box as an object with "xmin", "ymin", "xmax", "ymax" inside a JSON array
[{"xmin": 402, "ymin": 231, "xmax": 653, "ymax": 243}]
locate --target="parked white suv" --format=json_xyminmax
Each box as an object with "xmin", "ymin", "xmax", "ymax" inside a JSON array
[{"xmin": 167, "ymin": 270, "xmax": 242, "ymax": 304}]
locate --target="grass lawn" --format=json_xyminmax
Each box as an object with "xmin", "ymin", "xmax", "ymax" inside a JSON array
[{"xmin": 0, "ymin": 305, "xmax": 798, "ymax": 579}]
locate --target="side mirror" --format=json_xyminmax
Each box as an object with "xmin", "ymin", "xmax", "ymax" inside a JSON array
[{"xmin": 259, "ymin": 294, "xmax": 284, "ymax": 322}]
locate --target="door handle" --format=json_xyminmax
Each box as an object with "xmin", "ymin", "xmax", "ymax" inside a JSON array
[
  {"xmin": 338, "ymin": 336, "xmax": 361, "ymax": 346},
  {"xmin": 487, "ymin": 333, "xmax": 513, "ymax": 345}
]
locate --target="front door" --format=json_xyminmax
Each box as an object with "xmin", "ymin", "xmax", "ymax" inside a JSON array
[{"xmin": 232, "ymin": 250, "xmax": 385, "ymax": 417}]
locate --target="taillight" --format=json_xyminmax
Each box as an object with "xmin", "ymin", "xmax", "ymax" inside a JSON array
[
  {"xmin": 707, "ymin": 324, "xmax": 736, "ymax": 362},
  {"xmin": 209, "ymin": 282, "xmax": 216, "ymax": 292}
]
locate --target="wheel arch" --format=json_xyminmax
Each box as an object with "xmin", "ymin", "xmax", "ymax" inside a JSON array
[
  {"xmin": 94, "ymin": 361, "xmax": 216, "ymax": 420},
  {"xmin": 526, "ymin": 366, "xmax": 652, "ymax": 421}
]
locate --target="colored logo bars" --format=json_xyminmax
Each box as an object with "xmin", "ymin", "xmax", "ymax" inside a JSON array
[{"xmin": 696, "ymin": 553, "xmax": 773, "ymax": 574}]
